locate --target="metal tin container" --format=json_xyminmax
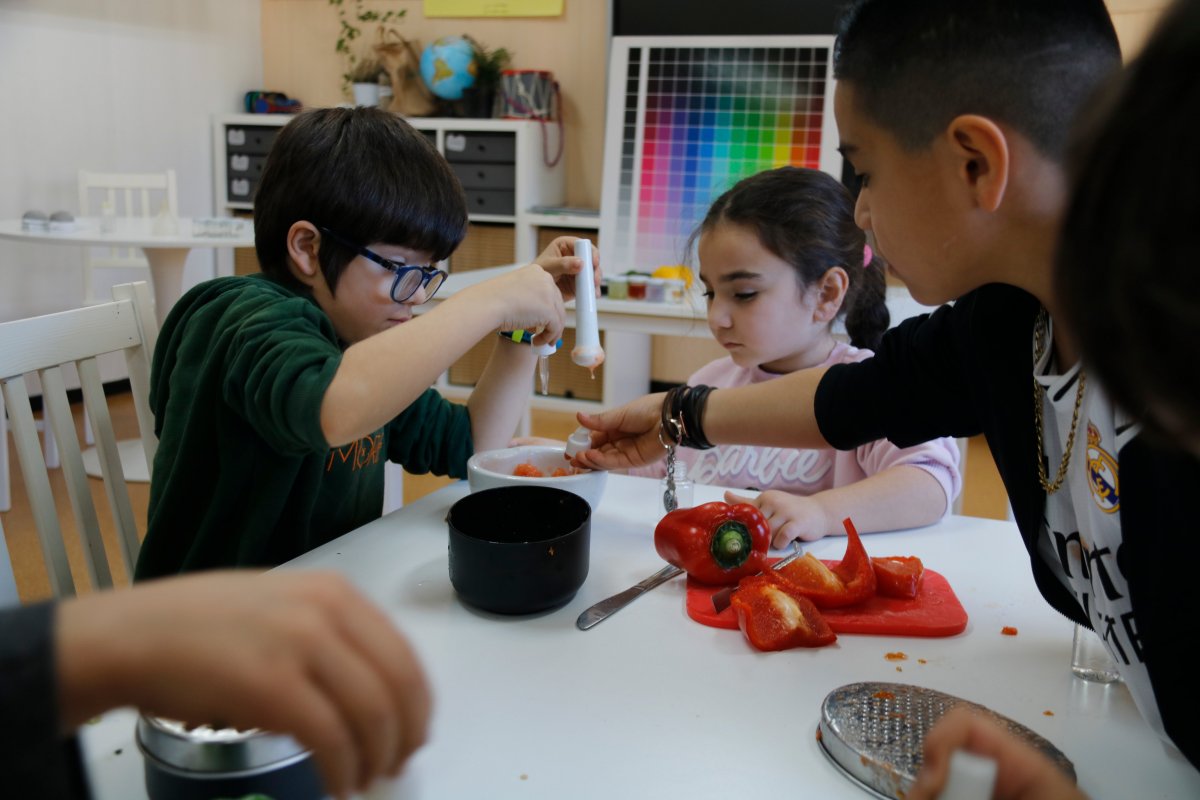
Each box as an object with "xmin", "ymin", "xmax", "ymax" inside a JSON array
[{"xmin": 136, "ymin": 715, "xmax": 323, "ymax": 800}]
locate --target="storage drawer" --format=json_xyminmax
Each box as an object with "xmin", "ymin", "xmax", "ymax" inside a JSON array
[
  {"xmin": 228, "ymin": 153, "xmax": 268, "ymax": 178},
  {"xmin": 226, "ymin": 126, "xmax": 279, "ymax": 155},
  {"xmin": 228, "ymin": 177, "xmax": 256, "ymax": 202},
  {"xmin": 450, "ymin": 162, "xmax": 516, "ymax": 190},
  {"xmin": 464, "ymin": 189, "xmax": 515, "ymax": 216},
  {"xmin": 443, "ymin": 132, "xmax": 516, "ymax": 163}
]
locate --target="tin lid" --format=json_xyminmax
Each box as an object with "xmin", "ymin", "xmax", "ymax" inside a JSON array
[
  {"xmin": 816, "ymin": 683, "xmax": 1074, "ymax": 800},
  {"xmin": 136, "ymin": 715, "xmax": 310, "ymax": 774}
]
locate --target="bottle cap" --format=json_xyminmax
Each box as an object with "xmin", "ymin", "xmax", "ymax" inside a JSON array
[
  {"xmin": 564, "ymin": 426, "xmax": 591, "ymax": 459},
  {"xmin": 940, "ymin": 750, "xmax": 997, "ymax": 800}
]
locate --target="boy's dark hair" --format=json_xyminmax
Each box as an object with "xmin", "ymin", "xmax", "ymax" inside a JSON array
[
  {"xmin": 834, "ymin": 0, "xmax": 1121, "ymax": 161},
  {"xmin": 253, "ymin": 107, "xmax": 468, "ymax": 293},
  {"xmin": 1057, "ymin": 0, "xmax": 1200, "ymax": 445},
  {"xmin": 691, "ymin": 166, "xmax": 888, "ymax": 351}
]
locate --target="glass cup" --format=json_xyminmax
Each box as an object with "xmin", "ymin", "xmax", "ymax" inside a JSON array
[{"xmin": 1071, "ymin": 623, "xmax": 1121, "ymax": 683}]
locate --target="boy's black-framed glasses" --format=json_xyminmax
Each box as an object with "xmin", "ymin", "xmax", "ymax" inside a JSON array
[{"xmin": 318, "ymin": 226, "xmax": 447, "ymax": 304}]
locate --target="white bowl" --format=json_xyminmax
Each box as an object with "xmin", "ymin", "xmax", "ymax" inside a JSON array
[{"xmin": 467, "ymin": 445, "xmax": 607, "ymax": 511}]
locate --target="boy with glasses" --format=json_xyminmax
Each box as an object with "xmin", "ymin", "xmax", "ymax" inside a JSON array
[{"xmin": 135, "ymin": 106, "xmax": 596, "ymax": 578}]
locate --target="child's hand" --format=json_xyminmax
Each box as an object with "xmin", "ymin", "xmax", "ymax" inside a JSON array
[
  {"xmin": 478, "ymin": 262, "xmax": 568, "ymax": 347},
  {"xmin": 909, "ymin": 708, "xmax": 1085, "ymax": 800},
  {"xmin": 534, "ymin": 235, "xmax": 602, "ymax": 302},
  {"xmin": 724, "ymin": 489, "xmax": 834, "ymax": 548}
]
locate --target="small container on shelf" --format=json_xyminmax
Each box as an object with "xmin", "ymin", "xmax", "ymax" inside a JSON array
[
  {"xmin": 664, "ymin": 278, "xmax": 687, "ymax": 304},
  {"xmin": 645, "ymin": 277, "xmax": 667, "ymax": 303},
  {"xmin": 627, "ymin": 274, "xmax": 648, "ymax": 300},
  {"xmin": 607, "ymin": 275, "xmax": 628, "ymax": 300}
]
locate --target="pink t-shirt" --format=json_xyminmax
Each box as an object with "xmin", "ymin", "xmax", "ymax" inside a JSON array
[{"xmin": 632, "ymin": 343, "xmax": 962, "ymax": 510}]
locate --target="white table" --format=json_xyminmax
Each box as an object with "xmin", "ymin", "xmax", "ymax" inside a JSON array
[
  {"xmin": 0, "ymin": 216, "xmax": 254, "ymax": 327},
  {"xmin": 419, "ymin": 263, "xmax": 939, "ymax": 411},
  {"xmin": 81, "ymin": 475, "xmax": 1200, "ymax": 799},
  {"xmin": 0, "ymin": 216, "xmax": 254, "ymax": 481}
]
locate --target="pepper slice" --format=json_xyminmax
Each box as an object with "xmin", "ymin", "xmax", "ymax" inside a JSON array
[
  {"xmin": 654, "ymin": 501, "xmax": 770, "ymax": 586},
  {"xmin": 871, "ymin": 556, "xmax": 925, "ymax": 599},
  {"xmin": 730, "ymin": 574, "xmax": 836, "ymax": 650},
  {"xmin": 774, "ymin": 517, "xmax": 876, "ymax": 608}
]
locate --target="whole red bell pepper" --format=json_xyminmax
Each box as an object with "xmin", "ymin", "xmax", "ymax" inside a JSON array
[
  {"xmin": 871, "ymin": 556, "xmax": 924, "ymax": 599},
  {"xmin": 654, "ymin": 501, "xmax": 770, "ymax": 586},
  {"xmin": 731, "ymin": 574, "xmax": 837, "ymax": 650},
  {"xmin": 775, "ymin": 517, "xmax": 876, "ymax": 608}
]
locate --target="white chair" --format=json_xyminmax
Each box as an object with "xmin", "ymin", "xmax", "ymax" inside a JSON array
[
  {"xmin": 0, "ymin": 282, "xmax": 158, "ymax": 598},
  {"xmin": 77, "ymin": 169, "xmax": 178, "ymax": 306}
]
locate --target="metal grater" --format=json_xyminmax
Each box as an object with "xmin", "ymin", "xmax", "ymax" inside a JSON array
[{"xmin": 817, "ymin": 682, "xmax": 1075, "ymax": 799}]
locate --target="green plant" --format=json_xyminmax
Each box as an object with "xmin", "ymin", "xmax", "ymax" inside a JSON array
[
  {"xmin": 329, "ymin": 0, "xmax": 405, "ymax": 93},
  {"xmin": 347, "ymin": 57, "xmax": 384, "ymax": 84},
  {"xmin": 466, "ymin": 36, "xmax": 513, "ymax": 90}
]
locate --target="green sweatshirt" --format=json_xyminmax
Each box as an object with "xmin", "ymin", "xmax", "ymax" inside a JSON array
[{"xmin": 134, "ymin": 275, "xmax": 473, "ymax": 580}]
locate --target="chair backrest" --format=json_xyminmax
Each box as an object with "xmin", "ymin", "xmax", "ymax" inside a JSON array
[
  {"xmin": 77, "ymin": 170, "xmax": 179, "ymax": 304},
  {"xmin": 0, "ymin": 282, "xmax": 158, "ymax": 597}
]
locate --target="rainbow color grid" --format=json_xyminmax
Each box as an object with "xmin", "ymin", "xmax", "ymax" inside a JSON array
[{"xmin": 602, "ymin": 36, "xmax": 841, "ymax": 275}]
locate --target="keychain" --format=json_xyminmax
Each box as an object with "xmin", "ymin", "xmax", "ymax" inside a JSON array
[{"xmin": 660, "ymin": 414, "xmax": 683, "ymax": 513}]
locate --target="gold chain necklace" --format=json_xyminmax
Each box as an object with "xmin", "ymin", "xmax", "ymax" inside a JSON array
[{"xmin": 1032, "ymin": 307, "xmax": 1086, "ymax": 494}]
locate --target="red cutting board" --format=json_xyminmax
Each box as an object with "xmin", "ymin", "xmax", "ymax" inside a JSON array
[{"xmin": 686, "ymin": 560, "xmax": 968, "ymax": 637}]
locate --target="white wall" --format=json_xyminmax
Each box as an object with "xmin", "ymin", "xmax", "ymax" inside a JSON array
[{"xmin": 0, "ymin": 0, "xmax": 262, "ymax": 337}]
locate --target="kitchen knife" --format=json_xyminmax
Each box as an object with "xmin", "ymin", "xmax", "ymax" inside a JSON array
[{"xmin": 576, "ymin": 563, "xmax": 682, "ymax": 630}]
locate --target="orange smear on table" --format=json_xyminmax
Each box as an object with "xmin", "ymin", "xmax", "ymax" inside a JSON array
[{"xmin": 1001, "ymin": 626, "xmax": 1019, "ymax": 636}]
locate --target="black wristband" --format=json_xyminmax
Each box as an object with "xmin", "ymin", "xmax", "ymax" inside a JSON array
[{"xmin": 682, "ymin": 384, "xmax": 714, "ymax": 449}]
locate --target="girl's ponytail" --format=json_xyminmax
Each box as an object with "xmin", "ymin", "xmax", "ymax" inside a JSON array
[{"xmin": 844, "ymin": 248, "xmax": 889, "ymax": 351}]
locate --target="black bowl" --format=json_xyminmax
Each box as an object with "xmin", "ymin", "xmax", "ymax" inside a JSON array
[{"xmin": 448, "ymin": 486, "xmax": 591, "ymax": 614}]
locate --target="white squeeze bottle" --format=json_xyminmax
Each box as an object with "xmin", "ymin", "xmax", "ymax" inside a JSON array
[{"xmin": 571, "ymin": 238, "xmax": 605, "ymax": 374}]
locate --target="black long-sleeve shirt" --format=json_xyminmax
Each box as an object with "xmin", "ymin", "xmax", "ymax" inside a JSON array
[{"xmin": 816, "ymin": 283, "xmax": 1200, "ymax": 769}]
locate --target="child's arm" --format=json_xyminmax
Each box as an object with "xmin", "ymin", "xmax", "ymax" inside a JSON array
[
  {"xmin": 467, "ymin": 236, "xmax": 602, "ymax": 451},
  {"xmin": 726, "ymin": 466, "xmax": 948, "ymax": 548},
  {"xmin": 321, "ymin": 261, "xmax": 577, "ymax": 447}
]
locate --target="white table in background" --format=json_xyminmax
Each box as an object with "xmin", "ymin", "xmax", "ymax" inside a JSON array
[
  {"xmin": 418, "ymin": 263, "xmax": 940, "ymax": 411},
  {"xmin": 81, "ymin": 475, "xmax": 1200, "ymax": 799},
  {"xmin": 0, "ymin": 216, "xmax": 254, "ymax": 327},
  {"xmin": 0, "ymin": 216, "xmax": 254, "ymax": 481}
]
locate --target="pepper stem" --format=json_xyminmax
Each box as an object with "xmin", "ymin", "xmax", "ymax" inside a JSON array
[{"xmin": 710, "ymin": 521, "xmax": 752, "ymax": 570}]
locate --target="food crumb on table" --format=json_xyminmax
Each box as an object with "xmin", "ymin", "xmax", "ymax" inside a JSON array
[
  {"xmin": 1044, "ymin": 710, "xmax": 1055, "ymax": 716},
  {"xmin": 520, "ymin": 774, "xmax": 528, "ymax": 781},
  {"xmin": 1001, "ymin": 626, "xmax": 1019, "ymax": 636},
  {"xmin": 885, "ymin": 651, "xmax": 907, "ymax": 661},
  {"xmin": 917, "ymin": 658, "xmax": 927, "ymax": 664}
]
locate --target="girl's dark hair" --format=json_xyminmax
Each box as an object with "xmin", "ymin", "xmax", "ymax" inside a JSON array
[
  {"xmin": 690, "ymin": 166, "xmax": 888, "ymax": 351},
  {"xmin": 253, "ymin": 107, "xmax": 468, "ymax": 293},
  {"xmin": 1056, "ymin": 0, "xmax": 1200, "ymax": 445}
]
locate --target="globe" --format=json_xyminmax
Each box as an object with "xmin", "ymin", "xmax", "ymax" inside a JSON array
[{"xmin": 420, "ymin": 36, "xmax": 477, "ymax": 100}]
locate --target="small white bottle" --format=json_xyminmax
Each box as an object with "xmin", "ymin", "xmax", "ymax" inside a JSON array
[
  {"xmin": 571, "ymin": 238, "xmax": 605, "ymax": 371},
  {"xmin": 660, "ymin": 459, "xmax": 694, "ymax": 511}
]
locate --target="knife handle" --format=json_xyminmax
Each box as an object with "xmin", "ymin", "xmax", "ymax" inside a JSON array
[{"xmin": 576, "ymin": 564, "xmax": 683, "ymax": 630}]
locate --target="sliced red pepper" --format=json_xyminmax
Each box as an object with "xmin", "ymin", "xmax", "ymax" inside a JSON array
[
  {"xmin": 730, "ymin": 574, "xmax": 836, "ymax": 650},
  {"xmin": 654, "ymin": 501, "xmax": 770, "ymax": 586},
  {"xmin": 775, "ymin": 517, "xmax": 876, "ymax": 608},
  {"xmin": 871, "ymin": 556, "xmax": 924, "ymax": 599}
]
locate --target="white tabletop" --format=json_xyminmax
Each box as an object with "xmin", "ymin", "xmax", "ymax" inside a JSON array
[
  {"xmin": 423, "ymin": 263, "xmax": 939, "ymax": 339},
  {"xmin": 0, "ymin": 216, "xmax": 254, "ymax": 249},
  {"xmin": 81, "ymin": 476, "xmax": 1200, "ymax": 799}
]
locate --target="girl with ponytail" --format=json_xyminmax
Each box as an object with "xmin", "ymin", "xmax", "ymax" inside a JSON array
[{"xmin": 631, "ymin": 167, "xmax": 961, "ymax": 545}]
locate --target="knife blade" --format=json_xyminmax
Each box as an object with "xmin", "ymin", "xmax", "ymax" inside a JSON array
[
  {"xmin": 576, "ymin": 563, "xmax": 683, "ymax": 630},
  {"xmin": 711, "ymin": 541, "xmax": 805, "ymax": 613}
]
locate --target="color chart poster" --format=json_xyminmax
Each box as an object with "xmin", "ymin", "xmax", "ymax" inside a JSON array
[{"xmin": 601, "ymin": 36, "xmax": 841, "ymax": 275}]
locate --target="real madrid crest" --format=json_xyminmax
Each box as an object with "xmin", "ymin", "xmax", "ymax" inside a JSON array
[{"xmin": 1086, "ymin": 422, "xmax": 1120, "ymax": 513}]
